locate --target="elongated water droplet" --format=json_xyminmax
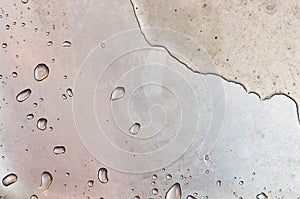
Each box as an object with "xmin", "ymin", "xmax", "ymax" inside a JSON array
[
  {"xmin": 216, "ymin": 180, "xmax": 221, "ymax": 187},
  {"xmin": 129, "ymin": 123, "xmax": 140, "ymax": 135},
  {"xmin": 53, "ymin": 146, "xmax": 66, "ymax": 155},
  {"xmin": 39, "ymin": 171, "xmax": 53, "ymax": 191},
  {"xmin": 63, "ymin": 41, "xmax": 71, "ymax": 47},
  {"xmin": 110, "ymin": 87, "xmax": 125, "ymax": 101},
  {"xmin": 98, "ymin": 168, "xmax": 108, "ymax": 183},
  {"xmin": 165, "ymin": 183, "xmax": 182, "ymax": 199},
  {"xmin": 30, "ymin": 194, "xmax": 38, "ymax": 199},
  {"xmin": 66, "ymin": 88, "xmax": 73, "ymax": 97},
  {"xmin": 256, "ymin": 192, "xmax": 268, "ymax": 199},
  {"xmin": 26, "ymin": 113, "xmax": 34, "ymax": 120},
  {"xmin": 186, "ymin": 195, "xmax": 196, "ymax": 199},
  {"xmin": 34, "ymin": 63, "xmax": 49, "ymax": 81},
  {"xmin": 62, "ymin": 94, "xmax": 67, "ymax": 100},
  {"xmin": 16, "ymin": 88, "xmax": 31, "ymax": 102},
  {"xmin": 2, "ymin": 173, "xmax": 17, "ymax": 186},
  {"xmin": 37, "ymin": 118, "xmax": 47, "ymax": 131}
]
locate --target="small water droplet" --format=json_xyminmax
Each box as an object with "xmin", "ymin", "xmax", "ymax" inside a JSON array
[
  {"xmin": 187, "ymin": 195, "xmax": 196, "ymax": 199},
  {"xmin": 87, "ymin": 180, "xmax": 94, "ymax": 187},
  {"xmin": 2, "ymin": 43, "xmax": 7, "ymax": 48},
  {"xmin": 2, "ymin": 173, "xmax": 17, "ymax": 186},
  {"xmin": 37, "ymin": 118, "xmax": 47, "ymax": 131},
  {"xmin": 62, "ymin": 94, "xmax": 67, "ymax": 100},
  {"xmin": 98, "ymin": 168, "xmax": 108, "ymax": 183},
  {"xmin": 129, "ymin": 123, "xmax": 140, "ymax": 135},
  {"xmin": 66, "ymin": 88, "xmax": 73, "ymax": 97},
  {"xmin": 39, "ymin": 171, "xmax": 53, "ymax": 191},
  {"xmin": 152, "ymin": 188, "xmax": 158, "ymax": 195},
  {"xmin": 53, "ymin": 146, "xmax": 66, "ymax": 155},
  {"xmin": 216, "ymin": 180, "xmax": 221, "ymax": 187},
  {"xmin": 100, "ymin": 42, "xmax": 105, "ymax": 48},
  {"xmin": 34, "ymin": 63, "xmax": 49, "ymax": 81},
  {"xmin": 165, "ymin": 183, "xmax": 182, "ymax": 199},
  {"xmin": 63, "ymin": 41, "xmax": 71, "ymax": 47},
  {"xmin": 12, "ymin": 72, "xmax": 17, "ymax": 78},
  {"xmin": 110, "ymin": 87, "xmax": 125, "ymax": 101},
  {"xmin": 47, "ymin": 41, "xmax": 53, "ymax": 46},
  {"xmin": 239, "ymin": 181, "xmax": 244, "ymax": 185},
  {"xmin": 133, "ymin": 196, "xmax": 140, "ymax": 199},
  {"xmin": 21, "ymin": 0, "xmax": 28, "ymax": 4},
  {"xmin": 16, "ymin": 88, "xmax": 31, "ymax": 102},
  {"xmin": 166, "ymin": 174, "xmax": 172, "ymax": 180},
  {"xmin": 266, "ymin": 4, "xmax": 275, "ymax": 10},
  {"xmin": 26, "ymin": 113, "xmax": 34, "ymax": 120},
  {"xmin": 256, "ymin": 192, "xmax": 268, "ymax": 199},
  {"xmin": 30, "ymin": 194, "xmax": 38, "ymax": 199},
  {"xmin": 152, "ymin": 174, "xmax": 157, "ymax": 180}
]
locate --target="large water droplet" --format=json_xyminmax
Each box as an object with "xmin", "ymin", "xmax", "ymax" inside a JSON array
[
  {"xmin": 63, "ymin": 41, "xmax": 72, "ymax": 47},
  {"xmin": 37, "ymin": 118, "xmax": 47, "ymax": 131},
  {"xmin": 98, "ymin": 168, "xmax": 108, "ymax": 183},
  {"xmin": 34, "ymin": 63, "xmax": 49, "ymax": 81},
  {"xmin": 53, "ymin": 146, "xmax": 66, "ymax": 155},
  {"xmin": 39, "ymin": 171, "xmax": 53, "ymax": 191},
  {"xmin": 16, "ymin": 88, "xmax": 31, "ymax": 102},
  {"xmin": 2, "ymin": 173, "xmax": 17, "ymax": 186},
  {"xmin": 129, "ymin": 123, "xmax": 140, "ymax": 135},
  {"xmin": 110, "ymin": 87, "xmax": 125, "ymax": 101},
  {"xmin": 30, "ymin": 194, "xmax": 38, "ymax": 199},
  {"xmin": 165, "ymin": 183, "xmax": 182, "ymax": 199},
  {"xmin": 256, "ymin": 192, "xmax": 268, "ymax": 199}
]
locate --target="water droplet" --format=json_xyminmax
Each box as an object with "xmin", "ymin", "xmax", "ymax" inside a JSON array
[
  {"xmin": 66, "ymin": 88, "xmax": 73, "ymax": 97},
  {"xmin": 87, "ymin": 180, "xmax": 94, "ymax": 187},
  {"xmin": 166, "ymin": 174, "xmax": 172, "ymax": 180},
  {"xmin": 62, "ymin": 94, "xmax": 67, "ymax": 100},
  {"xmin": 256, "ymin": 192, "xmax": 268, "ymax": 199},
  {"xmin": 98, "ymin": 168, "xmax": 108, "ymax": 183},
  {"xmin": 21, "ymin": 0, "xmax": 28, "ymax": 4},
  {"xmin": 47, "ymin": 41, "xmax": 53, "ymax": 46},
  {"xmin": 165, "ymin": 183, "xmax": 182, "ymax": 199},
  {"xmin": 39, "ymin": 171, "xmax": 53, "ymax": 191},
  {"xmin": 133, "ymin": 196, "xmax": 140, "ymax": 199},
  {"xmin": 152, "ymin": 188, "xmax": 158, "ymax": 195},
  {"xmin": 30, "ymin": 194, "xmax": 38, "ymax": 199},
  {"xmin": 129, "ymin": 123, "xmax": 140, "ymax": 135},
  {"xmin": 110, "ymin": 87, "xmax": 125, "ymax": 101},
  {"xmin": 2, "ymin": 173, "xmax": 17, "ymax": 186},
  {"xmin": 239, "ymin": 181, "xmax": 244, "ymax": 185},
  {"xmin": 37, "ymin": 118, "xmax": 47, "ymax": 131},
  {"xmin": 187, "ymin": 195, "xmax": 196, "ymax": 199},
  {"xmin": 266, "ymin": 5, "xmax": 275, "ymax": 10},
  {"xmin": 216, "ymin": 180, "xmax": 221, "ymax": 187},
  {"xmin": 26, "ymin": 113, "xmax": 34, "ymax": 120},
  {"xmin": 16, "ymin": 88, "xmax": 31, "ymax": 102},
  {"xmin": 63, "ymin": 41, "xmax": 71, "ymax": 47},
  {"xmin": 2, "ymin": 43, "xmax": 7, "ymax": 48},
  {"xmin": 204, "ymin": 154, "xmax": 209, "ymax": 161},
  {"xmin": 53, "ymin": 146, "xmax": 66, "ymax": 155},
  {"xmin": 152, "ymin": 174, "xmax": 157, "ymax": 180},
  {"xmin": 5, "ymin": 25, "xmax": 10, "ymax": 30},
  {"xmin": 34, "ymin": 63, "xmax": 49, "ymax": 81},
  {"xmin": 12, "ymin": 72, "xmax": 17, "ymax": 78}
]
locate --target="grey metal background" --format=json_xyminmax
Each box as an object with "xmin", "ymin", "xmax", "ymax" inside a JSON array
[{"xmin": 0, "ymin": 0, "xmax": 300, "ymax": 199}]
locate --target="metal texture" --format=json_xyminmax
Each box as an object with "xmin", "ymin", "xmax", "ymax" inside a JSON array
[{"xmin": 0, "ymin": 0, "xmax": 299, "ymax": 199}]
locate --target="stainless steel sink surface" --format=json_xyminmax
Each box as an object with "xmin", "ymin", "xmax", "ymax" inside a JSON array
[{"xmin": 0, "ymin": 0, "xmax": 300, "ymax": 199}]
